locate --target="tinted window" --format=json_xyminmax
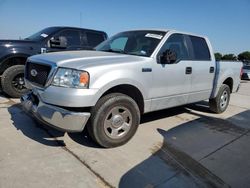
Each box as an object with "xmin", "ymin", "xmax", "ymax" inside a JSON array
[
  {"xmin": 159, "ymin": 34, "xmax": 189, "ymax": 60},
  {"xmin": 189, "ymin": 36, "xmax": 210, "ymax": 60},
  {"xmin": 54, "ymin": 30, "xmax": 81, "ymax": 47},
  {"xmin": 86, "ymin": 32, "xmax": 105, "ymax": 47}
]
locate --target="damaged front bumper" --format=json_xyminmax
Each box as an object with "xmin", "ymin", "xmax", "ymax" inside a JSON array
[{"xmin": 21, "ymin": 92, "xmax": 90, "ymax": 132}]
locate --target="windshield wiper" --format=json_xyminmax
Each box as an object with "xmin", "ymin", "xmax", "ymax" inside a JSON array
[
  {"xmin": 128, "ymin": 52, "xmax": 148, "ymax": 57},
  {"xmin": 103, "ymin": 48, "xmax": 127, "ymax": 54}
]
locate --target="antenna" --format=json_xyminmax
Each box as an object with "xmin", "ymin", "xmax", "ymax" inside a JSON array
[{"xmin": 80, "ymin": 12, "xmax": 82, "ymax": 27}]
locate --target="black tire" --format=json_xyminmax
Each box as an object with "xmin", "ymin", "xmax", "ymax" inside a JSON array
[
  {"xmin": 87, "ymin": 93, "xmax": 140, "ymax": 148},
  {"xmin": 209, "ymin": 84, "xmax": 230, "ymax": 114},
  {"xmin": 1, "ymin": 65, "xmax": 29, "ymax": 98}
]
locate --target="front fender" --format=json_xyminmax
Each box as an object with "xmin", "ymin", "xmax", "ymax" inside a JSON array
[
  {"xmin": 89, "ymin": 68, "xmax": 150, "ymax": 104},
  {"xmin": 0, "ymin": 53, "xmax": 31, "ymax": 74}
]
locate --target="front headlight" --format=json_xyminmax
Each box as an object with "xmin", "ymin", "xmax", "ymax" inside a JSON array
[{"xmin": 52, "ymin": 68, "xmax": 89, "ymax": 88}]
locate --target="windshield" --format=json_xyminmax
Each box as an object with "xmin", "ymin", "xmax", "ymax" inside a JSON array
[
  {"xmin": 25, "ymin": 27, "xmax": 60, "ymax": 41},
  {"xmin": 95, "ymin": 30, "xmax": 166, "ymax": 57}
]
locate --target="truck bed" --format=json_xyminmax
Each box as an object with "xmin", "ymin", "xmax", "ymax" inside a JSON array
[{"xmin": 211, "ymin": 61, "xmax": 242, "ymax": 98}]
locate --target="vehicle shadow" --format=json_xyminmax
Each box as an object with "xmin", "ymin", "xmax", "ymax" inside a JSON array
[
  {"xmin": 0, "ymin": 84, "xmax": 10, "ymax": 98},
  {"xmin": 8, "ymin": 100, "xmax": 249, "ymax": 150},
  {"xmin": 118, "ymin": 108, "xmax": 250, "ymax": 188},
  {"xmin": 8, "ymin": 103, "xmax": 101, "ymax": 148},
  {"xmin": 241, "ymin": 80, "xmax": 250, "ymax": 82},
  {"xmin": 186, "ymin": 101, "xmax": 212, "ymax": 113},
  {"xmin": 8, "ymin": 104, "xmax": 66, "ymax": 147},
  {"xmin": 6, "ymin": 101, "xmax": 217, "ymax": 148},
  {"xmin": 7, "ymin": 102, "xmax": 190, "ymax": 149},
  {"xmin": 0, "ymin": 88, "xmax": 7, "ymax": 98},
  {"xmin": 67, "ymin": 128, "xmax": 101, "ymax": 148},
  {"xmin": 68, "ymin": 106, "xmax": 188, "ymax": 148},
  {"xmin": 141, "ymin": 106, "xmax": 188, "ymax": 124}
]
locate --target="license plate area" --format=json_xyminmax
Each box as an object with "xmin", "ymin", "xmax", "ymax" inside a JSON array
[{"xmin": 30, "ymin": 93, "xmax": 39, "ymax": 106}]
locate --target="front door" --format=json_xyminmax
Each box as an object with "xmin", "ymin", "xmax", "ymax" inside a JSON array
[
  {"xmin": 150, "ymin": 33, "xmax": 192, "ymax": 111},
  {"xmin": 46, "ymin": 29, "xmax": 82, "ymax": 53}
]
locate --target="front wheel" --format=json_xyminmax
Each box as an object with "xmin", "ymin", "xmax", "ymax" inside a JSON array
[
  {"xmin": 87, "ymin": 93, "xmax": 140, "ymax": 148},
  {"xmin": 209, "ymin": 84, "xmax": 230, "ymax": 114},
  {"xmin": 1, "ymin": 65, "xmax": 29, "ymax": 98}
]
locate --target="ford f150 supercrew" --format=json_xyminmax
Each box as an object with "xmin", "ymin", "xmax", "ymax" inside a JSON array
[
  {"xmin": 21, "ymin": 29, "xmax": 242, "ymax": 148},
  {"xmin": 0, "ymin": 26, "xmax": 107, "ymax": 97}
]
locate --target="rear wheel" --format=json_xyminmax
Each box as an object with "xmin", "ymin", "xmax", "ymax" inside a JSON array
[
  {"xmin": 87, "ymin": 93, "xmax": 140, "ymax": 148},
  {"xmin": 1, "ymin": 65, "xmax": 29, "ymax": 98},
  {"xmin": 209, "ymin": 84, "xmax": 230, "ymax": 114}
]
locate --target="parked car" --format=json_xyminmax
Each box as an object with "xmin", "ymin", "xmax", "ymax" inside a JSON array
[
  {"xmin": 242, "ymin": 64, "xmax": 250, "ymax": 80},
  {"xmin": 0, "ymin": 26, "xmax": 107, "ymax": 97},
  {"xmin": 21, "ymin": 29, "xmax": 242, "ymax": 148}
]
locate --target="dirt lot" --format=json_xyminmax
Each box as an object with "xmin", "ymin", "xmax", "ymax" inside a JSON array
[{"xmin": 0, "ymin": 81, "xmax": 250, "ymax": 188}]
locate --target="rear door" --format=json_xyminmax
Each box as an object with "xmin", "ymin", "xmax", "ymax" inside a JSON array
[{"xmin": 186, "ymin": 35, "xmax": 215, "ymax": 103}]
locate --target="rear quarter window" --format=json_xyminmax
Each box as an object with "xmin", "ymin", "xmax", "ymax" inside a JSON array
[{"xmin": 189, "ymin": 36, "xmax": 211, "ymax": 61}]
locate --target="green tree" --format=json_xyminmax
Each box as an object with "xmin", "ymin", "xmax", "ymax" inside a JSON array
[
  {"xmin": 238, "ymin": 51, "xmax": 250, "ymax": 61},
  {"xmin": 214, "ymin": 53, "xmax": 222, "ymax": 61},
  {"xmin": 221, "ymin": 54, "xmax": 237, "ymax": 61}
]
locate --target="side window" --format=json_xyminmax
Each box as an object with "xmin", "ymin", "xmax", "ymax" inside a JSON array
[
  {"xmin": 189, "ymin": 36, "xmax": 211, "ymax": 60},
  {"xmin": 53, "ymin": 30, "xmax": 81, "ymax": 47},
  {"xmin": 110, "ymin": 37, "xmax": 128, "ymax": 50},
  {"xmin": 159, "ymin": 34, "xmax": 189, "ymax": 60},
  {"xmin": 86, "ymin": 32, "xmax": 106, "ymax": 47}
]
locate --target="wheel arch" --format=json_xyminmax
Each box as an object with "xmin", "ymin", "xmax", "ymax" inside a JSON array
[
  {"xmin": 99, "ymin": 84, "xmax": 145, "ymax": 114},
  {"xmin": 222, "ymin": 77, "xmax": 233, "ymax": 93},
  {"xmin": 0, "ymin": 53, "xmax": 30, "ymax": 74}
]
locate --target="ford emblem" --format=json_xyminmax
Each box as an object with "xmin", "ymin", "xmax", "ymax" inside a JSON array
[{"xmin": 30, "ymin": 69, "xmax": 38, "ymax": 77}]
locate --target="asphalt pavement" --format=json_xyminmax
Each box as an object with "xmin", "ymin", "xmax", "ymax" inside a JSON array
[{"xmin": 0, "ymin": 81, "xmax": 250, "ymax": 188}]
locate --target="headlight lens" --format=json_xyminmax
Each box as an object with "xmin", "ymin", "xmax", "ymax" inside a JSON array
[{"xmin": 52, "ymin": 68, "xmax": 89, "ymax": 88}]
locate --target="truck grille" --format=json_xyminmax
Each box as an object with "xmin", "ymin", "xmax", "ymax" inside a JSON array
[{"xmin": 25, "ymin": 62, "xmax": 51, "ymax": 87}]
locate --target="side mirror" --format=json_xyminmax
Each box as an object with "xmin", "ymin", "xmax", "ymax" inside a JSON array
[
  {"xmin": 160, "ymin": 49, "xmax": 177, "ymax": 64},
  {"xmin": 50, "ymin": 36, "xmax": 67, "ymax": 48}
]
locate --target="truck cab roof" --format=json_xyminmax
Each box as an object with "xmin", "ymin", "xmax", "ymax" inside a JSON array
[
  {"xmin": 25, "ymin": 26, "xmax": 107, "ymax": 41},
  {"xmin": 121, "ymin": 28, "xmax": 208, "ymax": 39}
]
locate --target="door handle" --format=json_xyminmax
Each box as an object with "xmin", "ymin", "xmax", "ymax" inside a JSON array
[
  {"xmin": 142, "ymin": 68, "xmax": 152, "ymax": 72},
  {"xmin": 186, "ymin": 67, "xmax": 192, "ymax": 74},
  {"xmin": 210, "ymin": 67, "xmax": 215, "ymax": 73}
]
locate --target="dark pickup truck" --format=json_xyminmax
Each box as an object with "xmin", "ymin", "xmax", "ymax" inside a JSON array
[{"xmin": 0, "ymin": 26, "xmax": 107, "ymax": 97}]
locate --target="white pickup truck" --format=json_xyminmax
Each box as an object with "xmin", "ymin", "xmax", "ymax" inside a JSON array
[{"xmin": 21, "ymin": 29, "xmax": 242, "ymax": 147}]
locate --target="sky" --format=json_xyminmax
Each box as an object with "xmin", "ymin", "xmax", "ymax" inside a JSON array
[{"xmin": 0, "ymin": 0, "xmax": 249, "ymax": 55}]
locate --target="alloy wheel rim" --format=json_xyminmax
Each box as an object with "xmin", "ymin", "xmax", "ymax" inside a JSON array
[
  {"xmin": 12, "ymin": 73, "xmax": 26, "ymax": 92},
  {"xmin": 104, "ymin": 106, "xmax": 132, "ymax": 139},
  {"xmin": 220, "ymin": 90, "xmax": 228, "ymax": 109}
]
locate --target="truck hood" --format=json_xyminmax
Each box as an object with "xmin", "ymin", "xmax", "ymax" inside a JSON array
[
  {"xmin": 29, "ymin": 50, "xmax": 149, "ymax": 69},
  {"xmin": 0, "ymin": 39, "xmax": 38, "ymax": 51},
  {"xmin": 0, "ymin": 39, "xmax": 37, "ymax": 46}
]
